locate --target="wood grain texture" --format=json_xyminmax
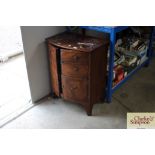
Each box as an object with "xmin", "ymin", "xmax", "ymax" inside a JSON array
[
  {"xmin": 46, "ymin": 32, "xmax": 108, "ymax": 115},
  {"xmin": 61, "ymin": 75, "xmax": 88, "ymax": 104},
  {"xmin": 61, "ymin": 62, "xmax": 89, "ymax": 78},
  {"xmin": 61, "ymin": 49, "xmax": 89, "ymax": 64},
  {"xmin": 48, "ymin": 45, "xmax": 60, "ymax": 97},
  {"xmin": 90, "ymin": 45, "xmax": 108, "ymax": 104}
]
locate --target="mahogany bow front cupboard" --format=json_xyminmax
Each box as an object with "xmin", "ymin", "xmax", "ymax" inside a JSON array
[{"xmin": 46, "ymin": 32, "xmax": 108, "ymax": 115}]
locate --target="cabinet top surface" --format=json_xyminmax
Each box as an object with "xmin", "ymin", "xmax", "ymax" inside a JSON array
[{"xmin": 46, "ymin": 32, "xmax": 108, "ymax": 52}]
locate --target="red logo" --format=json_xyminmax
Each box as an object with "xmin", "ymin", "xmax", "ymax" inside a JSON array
[{"xmin": 130, "ymin": 116, "xmax": 154, "ymax": 126}]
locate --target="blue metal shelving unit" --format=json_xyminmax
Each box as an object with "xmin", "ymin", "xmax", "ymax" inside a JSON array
[{"xmin": 80, "ymin": 26, "xmax": 154, "ymax": 103}]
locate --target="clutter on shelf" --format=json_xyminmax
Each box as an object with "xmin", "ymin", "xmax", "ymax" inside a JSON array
[{"xmin": 112, "ymin": 27, "xmax": 150, "ymax": 87}]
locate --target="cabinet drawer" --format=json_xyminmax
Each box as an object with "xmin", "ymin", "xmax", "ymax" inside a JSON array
[
  {"xmin": 61, "ymin": 49, "xmax": 89, "ymax": 64},
  {"xmin": 61, "ymin": 76, "xmax": 89, "ymax": 103},
  {"xmin": 61, "ymin": 63, "xmax": 89, "ymax": 78}
]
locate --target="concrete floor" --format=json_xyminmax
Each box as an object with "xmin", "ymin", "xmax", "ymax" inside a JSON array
[
  {"xmin": 0, "ymin": 55, "xmax": 31, "ymax": 127},
  {"xmin": 2, "ymin": 58, "xmax": 155, "ymax": 129}
]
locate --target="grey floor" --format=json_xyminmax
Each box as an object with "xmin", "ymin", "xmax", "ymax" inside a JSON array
[
  {"xmin": 0, "ymin": 55, "xmax": 31, "ymax": 127},
  {"xmin": 2, "ymin": 58, "xmax": 155, "ymax": 129}
]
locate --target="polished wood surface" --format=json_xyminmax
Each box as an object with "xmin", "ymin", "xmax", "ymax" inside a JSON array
[
  {"xmin": 61, "ymin": 63, "xmax": 89, "ymax": 78},
  {"xmin": 61, "ymin": 75, "xmax": 88, "ymax": 104},
  {"xmin": 47, "ymin": 32, "xmax": 108, "ymax": 115},
  {"xmin": 61, "ymin": 49, "xmax": 89, "ymax": 64},
  {"xmin": 48, "ymin": 45, "xmax": 60, "ymax": 97},
  {"xmin": 90, "ymin": 45, "xmax": 108, "ymax": 104},
  {"xmin": 47, "ymin": 32, "xmax": 105, "ymax": 52}
]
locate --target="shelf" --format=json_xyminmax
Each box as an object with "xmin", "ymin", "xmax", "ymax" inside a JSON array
[
  {"xmin": 80, "ymin": 26, "xmax": 129, "ymax": 33},
  {"xmin": 79, "ymin": 26, "xmax": 154, "ymax": 102},
  {"xmin": 112, "ymin": 57, "xmax": 149, "ymax": 92}
]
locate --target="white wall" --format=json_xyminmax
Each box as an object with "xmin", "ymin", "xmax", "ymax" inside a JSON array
[{"xmin": 21, "ymin": 26, "xmax": 65, "ymax": 102}]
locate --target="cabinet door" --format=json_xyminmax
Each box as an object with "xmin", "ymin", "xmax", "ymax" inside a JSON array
[
  {"xmin": 49, "ymin": 45, "xmax": 60, "ymax": 97},
  {"xmin": 62, "ymin": 76, "xmax": 89, "ymax": 104}
]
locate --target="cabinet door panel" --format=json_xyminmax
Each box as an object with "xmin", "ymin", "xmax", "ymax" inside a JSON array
[
  {"xmin": 49, "ymin": 45, "xmax": 60, "ymax": 96},
  {"xmin": 62, "ymin": 76, "xmax": 88, "ymax": 104}
]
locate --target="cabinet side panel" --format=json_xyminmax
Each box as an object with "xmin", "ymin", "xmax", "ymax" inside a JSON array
[
  {"xmin": 48, "ymin": 45, "xmax": 60, "ymax": 96},
  {"xmin": 91, "ymin": 45, "xmax": 108, "ymax": 103}
]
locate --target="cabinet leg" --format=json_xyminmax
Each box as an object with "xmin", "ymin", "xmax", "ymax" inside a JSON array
[
  {"xmin": 85, "ymin": 105, "xmax": 93, "ymax": 116},
  {"xmin": 51, "ymin": 92, "xmax": 58, "ymax": 99}
]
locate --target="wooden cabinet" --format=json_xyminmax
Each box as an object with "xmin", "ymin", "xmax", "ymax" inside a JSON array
[{"xmin": 47, "ymin": 32, "xmax": 108, "ymax": 115}]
